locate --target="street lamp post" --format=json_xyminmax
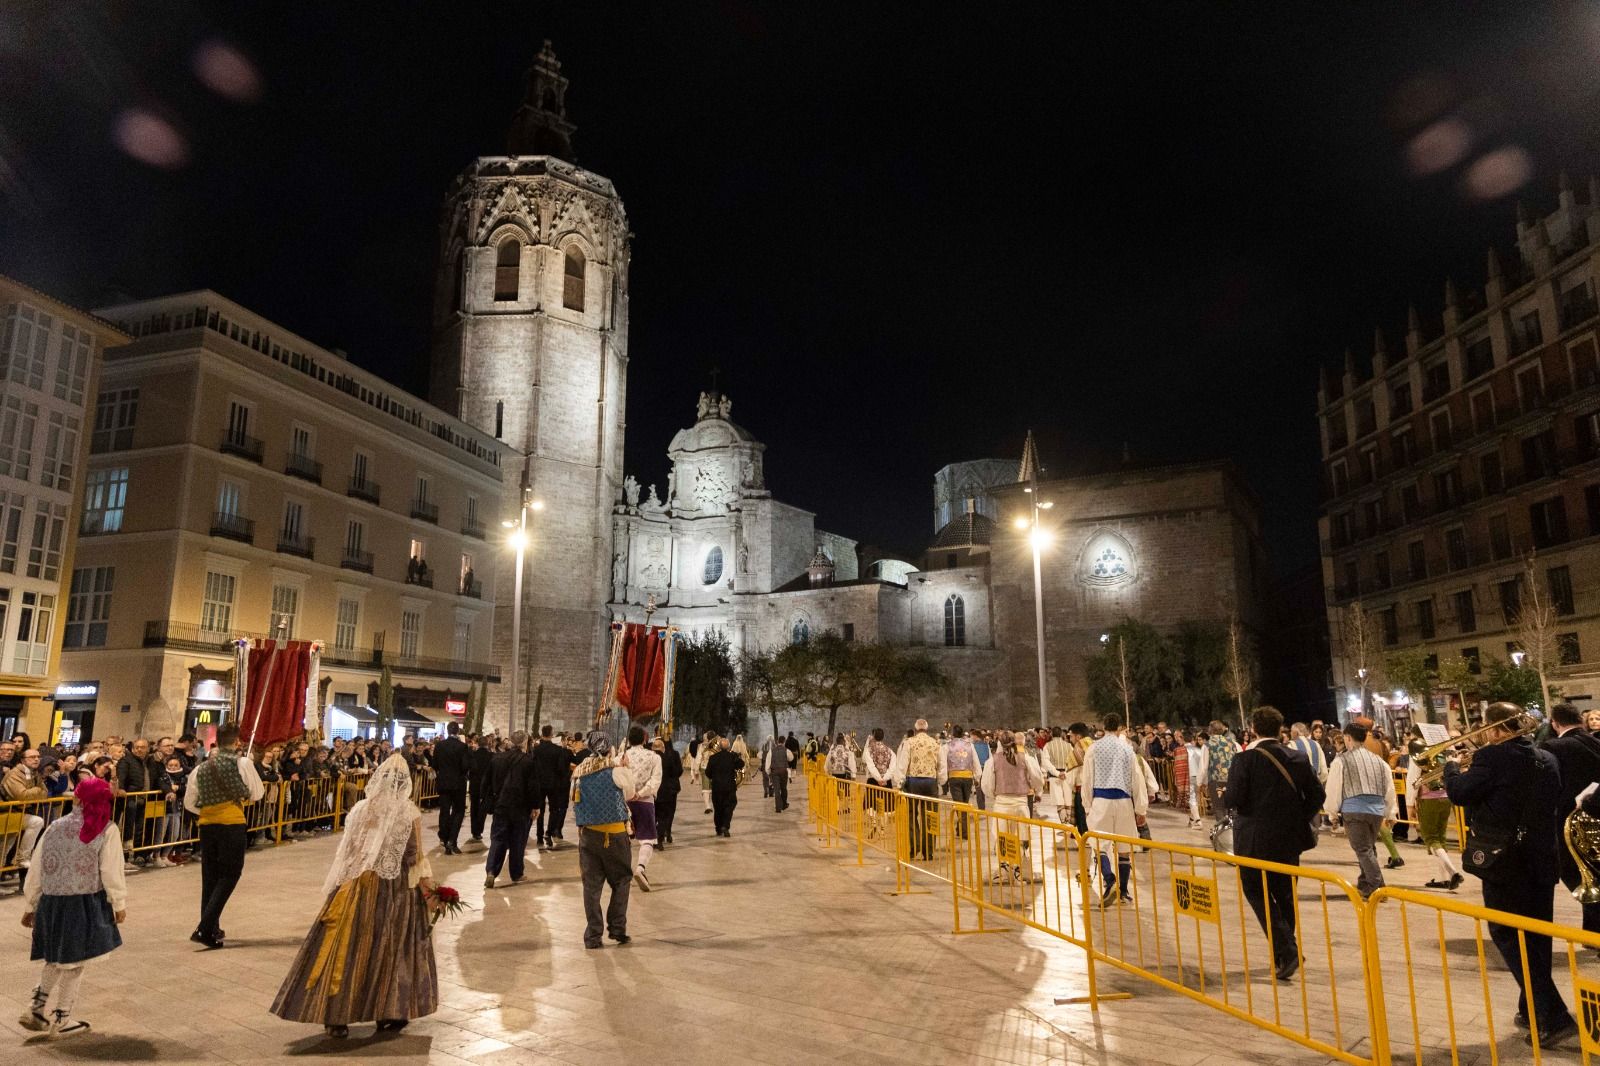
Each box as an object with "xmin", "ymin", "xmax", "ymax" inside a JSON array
[
  {"xmin": 1015, "ymin": 491, "xmax": 1055, "ymax": 730},
  {"xmin": 503, "ymin": 490, "xmax": 544, "ymax": 733}
]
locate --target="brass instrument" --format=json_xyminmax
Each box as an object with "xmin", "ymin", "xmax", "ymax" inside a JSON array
[
  {"xmin": 1564, "ymin": 809, "xmax": 1600, "ymax": 904},
  {"xmin": 1408, "ymin": 711, "xmax": 1543, "ymax": 791}
]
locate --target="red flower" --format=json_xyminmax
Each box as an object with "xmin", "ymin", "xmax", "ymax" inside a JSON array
[{"xmin": 435, "ymin": 885, "xmax": 460, "ymax": 905}]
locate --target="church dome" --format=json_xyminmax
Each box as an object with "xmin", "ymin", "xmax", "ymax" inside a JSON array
[{"xmin": 931, "ymin": 511, "xmax": 995, "ymax": 549}]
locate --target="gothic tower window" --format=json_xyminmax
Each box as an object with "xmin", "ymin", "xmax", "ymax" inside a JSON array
[
  {"xmin": 452, "ymin": 251, "xmax": 465, "ymax": 312},
  {"xmin": 792, "ymin": 619, "xmax": 810, "ymax": 645},
  {"xmin": 494, "ymin": 400, "xmax": 504, "ymax": 439},
  {"xmin": 702, "ymin": 545, "xmax": 724, "ymax": 585},
  {"xmin": 944, "ymin": 594, "xmax": 966, "ymax": 647},
  {"xmin": 494, "ymin": 239, "xmax": 520, "ymax": 302},
  {"xmin": 563, "ymin": 247, "xmax": 586, "ymax": 311}
]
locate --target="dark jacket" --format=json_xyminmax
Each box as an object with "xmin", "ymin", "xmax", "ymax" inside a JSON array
[
  {"xmin": 1445, "ymin": 734, "xmax": 1562, "ymax": 886},
  {"xmin": 1222, "ymin": 740, "xmax": 1325, "ymax": 864},
  {"xmin": 432, "ymin": 735, "xmax": 471, "ymax": 791},
  {"xmin": 1542, "ymin": 728, "xmax": 1600, "ymax": 815},
  {"xmin": 489, "ymin": 749, "xmax": 536, "ymax": 813},
  {"xmin": 704, "ymin": 749, "xmax": 744, "ymax": 792},
  {"xmin": 468, "ymin": 745, "xmax": 494, "ymax": 791},
  {"xmin": 117, "ymin": 752, "xmax": 161, "ymax": 795},
  {"xmin": 530, "ymin": 739, "xmax": 576, "ymax": 792},
  {"xmin": 659, "ymin": 746, "xmax": 683, "ymax": 798}
]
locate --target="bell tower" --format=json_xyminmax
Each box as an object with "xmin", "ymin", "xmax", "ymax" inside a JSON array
[{"xmin": 429, "ymin": 42, "xmax": 629, "ymax": 731}]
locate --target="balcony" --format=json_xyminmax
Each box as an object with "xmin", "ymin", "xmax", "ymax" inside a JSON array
[
  {"xmin": 459, "ymin": 578, "xmax": 483, "ymax": 599},
  {"xmin": 285, "ymin": 453, "xmax": 323, "ymax": 485},
  {"xmin": 209, "ymin": 511, "xmax": 254, "ymax": 544},
  {"xmin": 410, "ymin": 499, "xmax": 439, "ymax": 524},
  {"xmin": 461, "ymin": 520, "xmax": 486, "ymax": 540},
  {"xmin": 144, "ymin": 620, "xmax": 238, "ymax": 654},
  {"xmin": 386, "ymin": 651, "xmax": 501, "ymax": 683},
  {"xmin": 276, "ymin": 532, "xmax": 315, "ymax": 559},
  {"xmin": 220, "ymin": 431, "xmax": 264, "ymax": 463},
  {"xmin": 142, "ymin": 619, "xmax": 500, "ymax": 682},
  {"xmin": 347, "ymin": 475, "xmax": 381, "ymax": 505},
  {"xmin": 1559, "ymin": 294, "xmax": 1599, "ymax": 333},
  {"xmin": 341, "ymin": 548, "xmax": 374, "ymax": 574},
  {"xmin": 404, "ymin": 563, "xmax": 434, "ymax": 589}
]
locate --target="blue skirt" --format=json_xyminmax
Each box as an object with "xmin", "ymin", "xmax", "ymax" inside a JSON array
[{"xmin": 31, "ymin": 891, "xmax": 122, "ymax": 964}]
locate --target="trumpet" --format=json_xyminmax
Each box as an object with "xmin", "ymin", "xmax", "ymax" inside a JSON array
[{"xmin": 1408, "ymin": 710, "xmax": 1542, "ymax": 791}]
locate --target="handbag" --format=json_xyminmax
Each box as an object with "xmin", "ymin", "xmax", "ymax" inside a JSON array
[
  {"xmin": 1257, "ymin": 745, "xmax": 1319, "ymax": 853},
  {"xmin": 1462, "ymin": 755, "xmax": 1543, "ymax": 878}
]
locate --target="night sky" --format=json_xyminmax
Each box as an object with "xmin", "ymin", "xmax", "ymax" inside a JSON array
[{"xmin": 5, "ymin": 3, "xmax": 1600, "ymax": 572}]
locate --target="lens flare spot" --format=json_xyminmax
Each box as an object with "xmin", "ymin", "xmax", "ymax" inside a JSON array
[
  {"xmin": 1463, "ymin": 145, "xmax": 1532, "ymax": 200},
  {"xmin": 113, "ymin": 109, "xmax": 188, "ymax": 169},
  {"xmin": 193, "ymin": 40, "xmax": 262, "ymax": 102},
  {"xmin": 1406, "ymin": 117, "xmax": 1471, "ymax": 176}
]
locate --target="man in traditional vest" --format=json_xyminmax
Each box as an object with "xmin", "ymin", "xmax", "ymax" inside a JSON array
[
  {"xmin": 182, "ymin": 724, "xmax": 264, "ymax": 949},
  {"xmin": 893, "ymin": 719, "xmax": 947, "ymax": 860},
  {"xmin": 572, "ymin": 731, "xmax": 638, "ymax": 949},
  {"xmin": 944, "ymin": 727, "xmax": 979, "ymax": 840},
  {"xmin": 1080, "ymin": 713, "xmax": 1149, "ymax": 907},
  {"xmin": 1045, "ymin": 727, "xmax": 1077, "ymax": 823}
]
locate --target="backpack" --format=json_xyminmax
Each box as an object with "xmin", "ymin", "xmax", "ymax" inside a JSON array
[
  {"xmin": 1206, "ymin": 734, "xmax": 1238, "ymax": 784},
  {"xmin": 947, "ymin": 740, "xmax": 976, "ymax": 773}
]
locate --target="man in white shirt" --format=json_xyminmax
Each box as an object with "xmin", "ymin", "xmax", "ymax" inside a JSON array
[
  {"xmin": 619, "ymin": 726, "xmax": 662, "ymax": 892},
  {"xmin": 763, "ymin": 734, "xmax": 793, "ymax": 813},
  {"xmin": 1080, "ymin": 713, "xmax": 1149, "ymax": 907}
]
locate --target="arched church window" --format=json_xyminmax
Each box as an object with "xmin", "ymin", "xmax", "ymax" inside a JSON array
[
  {"xmin": 703, "ymin": 546, "xmax": 724, "ymax": 585},
  {"xmin": 792, "ymin": 619, "xmax": 810, "ymax": 645},
  {"xmin": 494, "ymin": 239, "xmax": 520, "ymax": 302},
  {"xmin": 944, "ymin": 595, "xmax": 966, "ymax": 647},
  {"xmin": 563, "ymin": 247, "xmax": 586, "ymax": 311}
]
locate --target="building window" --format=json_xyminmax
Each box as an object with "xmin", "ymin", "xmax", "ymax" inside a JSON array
[
  {"xmin": 1461, "ymin": 646, "xmax": 1481, "ymax": 674},
  {"xmin": 1415, "ymin": 599, "xmax": 1435, "ymax": 640},
  {"xmin": 10, "ymin": 591, "xmax": 53, "ymax": 675},
  {"xmin": 291, "ymin": 424, "xmax": 314, "ymax": 460},
  {"xmin": 1393, "ymin": 428, "xmax": 1415, "ymax": 467},
  {"xmin": 216, "ymin": 479, "xmax": 244, "ymax": 520},
  {"xmin": 270, "ymin": 584, "xmax": 299, "ymax": 638},
  {"xmin": 0, "ymin": 492, "xmax": 22, "ymax": 574},
  {"xmin": 1463, "ymin": 336, "xmax": 1494, "ymax": 381},
  {"xmin": 1400, "ymin": 483, "xmax": 1421, "ymax": 523},
  {"xmin": 842, "ymin": 622, "xmax": 855, "ymax": 642},
  {"xmin": 1471, "ymin": 389, "xmax": 1496, "ymax": 434},
  {"xmin": 38, "ymin": 412, "xmax": 78, "ymax": 493},
  {"xmin": 1424, "ymin": 361, "xmax": 1451, "ymax": 403},
  {"xmin": 1340, "ymin": 558, "xmax": 1358, "ymax": 597},
  {"xmin": 0, "ymin": 396, "xmax": 38, "ymax": 479},
  {"xmin": 3, "ymin": 304, "xmax": 52, "ymax": 392},
  {"xmin": 1454, "ymin": 590, "xmax": 1477, "ymax": 634},
  {"xmin": 1549, "ymin": 565, "xmax": 1576, "ymax": 616},
  {"xmin": 1433, "ymin": 466, "xmax": 1461, "ymax": 509},
  {"xmin": 400, "ymin": 610, "xmax": 422, "ymax": 659},
  {"xmin": 1498, "ymin": 577, "xmax": 1522, "ymax": 627},
  {"xmin": 452, "ymin": 619, "xmax": 471, "ymax": 662},
  {"xmin": 1521, "ymin": 428, "xmax": 1557, "ymax": 481},
  {"xmin": 345, "ymin": 519, "xmax": 365, "ymax": 555},
  {"xmin": 792, "ymin": 619, "xmax": 810, "ymax": 645},
  {"xmin": 1407, "ymin": 540, "xmax": 1427, "ymax": 582},
  {"xmin": 1487, "ymin": 513, "xmax": 1511, "ymax": 561},
  {"xmin": 1379, "ymin": 606, "xmax": 1399, "ymax": 646},
  {"xmin": 494, "ymin": 401, "xmax": 503, "ymax": 438},
  {"xmin": 1391, "ymin": 382, "xmax": 1412, "ymax": 417},
  {"xmin": 25, "ymin": 500, "xmax": 65, "ymax": 580},
  {"xmin": 226, "ymin": 399, "xmax": 252, "ymax": 447},
  {"xmin": 335, "ymin": 597, "xmax": 359, "ymax": 652},
  {"xmin": 1363, "ymin": 497, "xmax": 1384, "ymax": 534},
  {"xmin": 82, "ymin": 467, "xmax": 129, "ymax": 534},
  {"xmin": 494, "ymin": 239, "xmax": 520, "ymax": 301},
  {"xmin": 62, "ymin": 566, "xmax": 113, "ymax": 648},
  {"xmin": 703, "ymin": 546, "xmax": 724, "ymax": 585},
  {"xmin": 1478, "ymin": 451, "xmax": 1502, "ymax": 495},
  {"xmin": 53, "ymin": 324, "xmax": 92, "ymax": 405},
  {"xmin": 1516, "ymin": 309, "xmax": 1543, "ymax": 352},
  {"xmin": 1518, "ymin": 366, "xmax": 1544, "ymax": 413},
  {"xmin": 1559, "ymin": 632, "xmax": 1582, "ymax": 666},
  {"xmin": 201, "ymin": 571, "xmax": 236, "ymax": 634},
  {"xmin": 1330, "ymin": 459, "xmax": 1348, "ymax": 496},
  {"xmin": 1444, "ymin": 526, "xmax": 1468, "ymax": 572},
  {"xmin": 1589, "ymin": 484, "xmax": 1600, "ymax": 536},
  {"xmin": 944, "ymin": 594, "xmax": 966, "ymax": 647},
  {"xmin": 1529, "ymin": 497, "xmax": 1570, "ymax": 549},
  {"xmin": 90, "ymin": 388, "xmax": 139, "ymax": 453},
  {"xmin": 1373, "ymin": 551, "xmax": 1391, "ymax": 589},
  {"xmin": 563, "ymin": 246, "xmax": 586, "ymax": 311}
]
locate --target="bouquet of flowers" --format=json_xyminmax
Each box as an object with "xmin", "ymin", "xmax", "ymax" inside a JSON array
[{"xmin": 424, "ymin": 884, "xmax": 467, "ymax": 929}]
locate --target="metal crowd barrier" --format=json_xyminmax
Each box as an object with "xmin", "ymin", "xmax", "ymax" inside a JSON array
[{"xmin": 802, "ymin": 771, "xmax": 1600, "ymax": 1066}]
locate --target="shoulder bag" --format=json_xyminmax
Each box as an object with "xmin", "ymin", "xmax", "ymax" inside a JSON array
[{"xmin": 1462, "ymin": 754, "xmax": 1542, "ymax": 879}]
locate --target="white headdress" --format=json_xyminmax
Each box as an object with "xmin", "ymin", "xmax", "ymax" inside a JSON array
[{"xmin": 320, "ymin": 753, "xmax": 421, "ymax": 897}]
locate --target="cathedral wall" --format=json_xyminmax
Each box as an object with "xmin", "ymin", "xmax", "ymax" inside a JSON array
[{"xmin": 815, "ymin": 529, "xmax": 860, "ymax": 580}]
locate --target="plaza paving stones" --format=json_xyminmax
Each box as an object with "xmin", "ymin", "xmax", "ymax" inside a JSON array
[{"xmin": 1, "ymin": 780, "xmax": 1591, "ymax": 1064}]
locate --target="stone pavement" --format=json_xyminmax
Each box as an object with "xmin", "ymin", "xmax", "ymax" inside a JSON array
[{"xmin": 0, "ymin": 780, "xmax": 1588, "ymax": 1064}]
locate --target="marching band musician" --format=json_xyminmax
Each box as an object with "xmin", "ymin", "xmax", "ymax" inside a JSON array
[
  {"xmin": 1540, "ymin": 702, "xmax": 1600, "ymax": 935},
  {"xmin": 1444, "ymin": 702, "xmax": 1576, "ymax": 1047}
]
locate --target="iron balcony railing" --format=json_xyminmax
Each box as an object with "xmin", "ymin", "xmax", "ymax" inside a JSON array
[
  {"xmin": 341, "ymin": 548, "xmax": 374, "ymax": 573},
  {"xmin": 141, "ymin": 620, "xmax": 500, "ymax": 682},
  {"xmin": 277, "ymin": 532, "xmax": 315, "ymax": 559},
  {"xmin": 220, "ymin": 431, "xmax": 264, "ymax": 463},
  {"xmin": 285, "ymin": 453, "xmax": 323, "ymax": 484},
  {"xmin": 347, "ymin": 475, "xmax": 381, "ymax": 504},
  {"xmin": 210, "ymin": 512, "xmax": 254, "ymax": 544},
  {"xmin": 410, "ymin": 499, "xmax": 439, "ymax": 524}
]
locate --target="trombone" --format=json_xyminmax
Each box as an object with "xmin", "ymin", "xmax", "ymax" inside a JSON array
[{"xmin": 1407, "ymin": 709, "xmax": 1543, "ymax": 791}]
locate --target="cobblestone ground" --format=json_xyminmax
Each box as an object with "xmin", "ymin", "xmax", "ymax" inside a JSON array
[{"xmin": 0, "ymin": 780, "xmax": 1592, "ymax": 1064}]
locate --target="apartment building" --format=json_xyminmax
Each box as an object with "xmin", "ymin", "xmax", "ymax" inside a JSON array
[
  {"xmin": 1320, "ymin": 176, "xmax": 1600, "ymax": 717},
  {"xmin": 56, "ymin": 292, "xmax": 503, "ymax": 742},
  {"xmin": 0, "ymin": 276, "xmax": 126, "ymax": 741}
]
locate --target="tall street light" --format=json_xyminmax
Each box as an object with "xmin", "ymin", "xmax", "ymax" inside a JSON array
[
  {"xmin": 1015, "ymin": 491, "xmax": 1054, "ymax": 730},
  {"xmin": 502, "ymin": 489, "xmax": 544, "ymax": 733}
]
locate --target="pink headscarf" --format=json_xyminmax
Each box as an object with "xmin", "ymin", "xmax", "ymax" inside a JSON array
[{"xmin": 75, "ymin": 776, "xmax": 113, "ymax": 844}]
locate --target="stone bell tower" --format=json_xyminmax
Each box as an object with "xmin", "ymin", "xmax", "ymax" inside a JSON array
[{"xmin": 429, "ymin": 41, "xmax": 630, "ymax": 731}]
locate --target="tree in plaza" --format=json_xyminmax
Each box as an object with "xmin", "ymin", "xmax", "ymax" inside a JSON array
[
  {"xmin": 1513, "ymin": 552, "xmax": 1559, "ymax": 714},
  {"xmin": 1085, "ymin": 619, "xmax": 1182, "ymax": 725},
  {"xmin": 1432, "ymin": 654, "xmax": 1475, "ymax": 729},
  {"xmin": 1219, "ymin": 616, "xmax": 1257, "ymax": 732},
  {"xmin": 772, "ymin": 630, "xmax": 945, "ymax": 740},
  {"xmin": 1483, "ymin": 654, "xmax": 1545, "ymax": 710},
  {"xmin": 671, "ymin": 630, "xmax": 747, "ymax": 739},
  {"xmin": 1383, "ymin": 648, "xmax": 1436, "ymax": 723},
  {"xmin": 375, "ymin": 665, "xmax": 395, "ymax": 743},
  {"xmin": 1338, "ymin": 599, "xmax": 1383, "ymax": 719},
  {"xmin": 738, "ymin": 646, "xmax": 802, "ymax": 741}
]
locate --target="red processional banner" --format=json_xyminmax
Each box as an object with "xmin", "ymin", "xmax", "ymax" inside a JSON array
[
  {"xmin": 612, "ymin": 623, "xmax": 667, "ymax": 720},
  {"xmin": 243, "ymin": 638, "xmax": 315, "ymax": 747}
]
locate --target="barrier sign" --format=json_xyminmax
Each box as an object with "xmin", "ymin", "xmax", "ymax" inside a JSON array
[
  {"xmin": 1173, "ymin": 872, "xmax": 1219, "ymax": 923},
  {"xmin": 996, "ymin": 830, "xmax": 1023, "ymax": 865},
  {"xmin": 1579, "ymin": 975, "xmax": 1600, "ymax": 1055}
]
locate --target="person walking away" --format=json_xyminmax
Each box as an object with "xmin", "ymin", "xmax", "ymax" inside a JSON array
[
  {"xmin": 1288, "ymin": 723, "xmax": 1329, "ymax": 831},
  {"xmin": 1223, "ymin": 706, "xmax": 1325, "ymax": 982},
  {"xmin": 697, "ymin": 733, "xmax": 720, "ymax": 814},
  {"xmin": 18, "ymin": 777, "xmax": 126, "ymax": 1037},
  {"xmin": 757, "ymin": 733, "xmax": 773, "ymax": 799},
  {"xmin": 766, "ymin": 732, "xmax": 794, "ymax": 813},
  {"xmin": 1322, "ymin": 720, "xmax": 1397, "ymax": 900},
  {"xmin": 184, "ymin": 725, "xmax": 264, "ymax": 949},
  {"xmin": 1541, "ymin": 702, "xmax": 1600, "ymax": 933},
  {"xmin": 825, "ymin": 733, "xmax": 857, "ymax": 785},
  {"xmin": 1197, "ymin": 721, "xmax": 1240, "ymax": 827},
  {"xmin": 1044, "ymin": 727, "xmax": 1076, "ymax": 823},
  {"xmin": 1405, "ymin": 724, "xmax": 1463, "ymax": 892},
  {"xmin": 484, "ymin": 732, "xmax": 536, "ymax": 889},
  {"xmin": 731, "ymin": 734, "xmax": 751, "ymax": 773},
  {"xmin": 653, "ymin": 737, "xmax": 681, "ymax": 846},
  {"xmin": 271, "ymin": 754, "xmax": 439, "ymax": 1038},
  {"xmin": 545, "ymin": 734, "xmax": 582, "ymax": 848},
  {"xmin": 430, "ymin": 722, "xmax": 470, "ymax": 854},
  {"xmin": 467, "ymin": 734, "xmax": 494, "ymax": 844},
  {"xmin": 944, "ymin": 727, "xmax": 980, "ymax": 839},
  {"xmin": 861, "ymin": 728, "xmax": 895, "ymax": 830},
  {"xmin": 1080, "ymin": 713, "xmax": 1149, "ymax": 906},
  {"xmin": 572, "ymin": 732, "xmax": 637, "ymax": 948},
  {"xmin": 979, "ymin": 730, "xmax": 1043, "ymax": 884},
  {"xmin": 529, "ymin": 726, "xmax": 570, "ymax": 850},
  {"xmin": 619, "ymin": 726, "xmax": 662, "ymax": 891},
  {"xmin": 1445, "ymin": 701, "xmax": 1576, "ymax": 1046},
  {"xmin": 704, "ymin": 736, "xmax": 745, "ymax": 837},
  {"xmin": 893, "ymin": 719, "xmax": 947, "ymax": 861}
]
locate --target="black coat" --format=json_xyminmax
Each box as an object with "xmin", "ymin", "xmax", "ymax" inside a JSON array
[
  {"xmin": 530, "ymin": 739, "xmax": 576, "ymax": 792},
  {"xmin": 1445, "ymin": 735, "xmax": 1562, "ymax": 886},
  {"xmin": 468, "ymin": 746, "xmax": 494, "ymax": 790},
  {"xmin": 1222, "ymin": 741, "xmax": 1325, "ymax": 864},
  {"xmin": 489, "ymin": 749, "xmax": 537, "ymax": 813},
  {"xmin": 1542, "ymin": 728, "xmax": 1600, "ymax": 815},
  {"xmin": 431, "ymin": 736, "xmax": 470, "ymax": 790},
  {"xmin": 658, "ymin": 746, "xmax": 683, "ymax": 797},
  {"xmin": 704, "ymin": 750, "xmax": 744, "ymax": 792}
]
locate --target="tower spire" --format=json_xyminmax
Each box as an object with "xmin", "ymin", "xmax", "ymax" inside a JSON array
[
  {"xmin": 506, "ymin": 39, "xmax": 577, "ymax": 160},
  {"xmin": 1018, "ymin": 430, "xmax": 1042, "ymax": 484}
]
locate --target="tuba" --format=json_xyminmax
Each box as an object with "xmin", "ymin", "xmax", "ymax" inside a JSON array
[{"xmin": 1565, "ymin": 809, "xmax": 1600, "ymax": 904}]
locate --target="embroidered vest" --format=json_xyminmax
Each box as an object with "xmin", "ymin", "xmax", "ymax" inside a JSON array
[
  {"xmin": 826, "ymin": 746, "xmax": 853, "ymax": 775},
  {"xmin": 946, "ymin": 739, "xmax": 976, "ymax": 773},
  {"xmin": 573, "ymin": 768, "xmax": 628, "ymax": 827},
  {"xmin": 36, "ymin": 815, "xmax": 104, "ymax": 896},
  {"xmin": 1205, "ymin": 735, "xmax": 1238, "ymax": 783},
  {"xmin": 991, "ymin": 752, "xmax": 1032, "ymax": 796},
  {"xmin": 195, "ymin": 753, "xmax": 250, "ymax": 808},
  {"xmin": 904, "ymin": 734, "xmax": 940, "ymax": 778}
]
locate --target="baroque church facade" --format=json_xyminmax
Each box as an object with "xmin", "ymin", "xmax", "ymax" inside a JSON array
[{"xmin": 429, "ymin": 44, "xmax": 1266, "ymax": 733}]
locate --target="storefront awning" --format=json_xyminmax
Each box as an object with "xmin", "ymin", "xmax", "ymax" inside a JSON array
[{"xmin": 328, "ymin": 703, "xmax": 381, "ymax": 724}]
